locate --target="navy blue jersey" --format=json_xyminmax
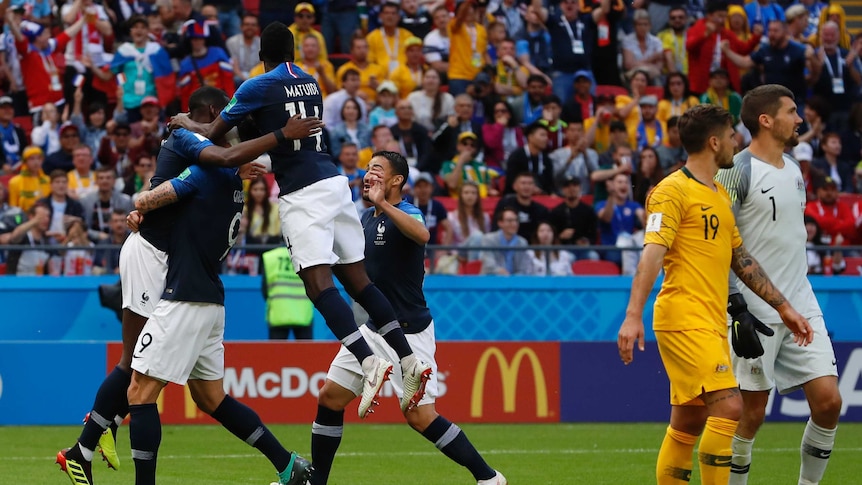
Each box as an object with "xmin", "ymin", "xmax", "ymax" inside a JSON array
[
  {"xmin": 360, "ymin": 201, "xmax": 432, "ymax": 334},
  {"xmin": 162, "ymin": 164, "xmax": 244, "ymax": 305},
  {"xmin": 140, "ymin": 128, "xmax": 214, "ymax": 252},
  {"xmin": 219, "ymin": 62, "xmax": 338, "ymax": 196}
]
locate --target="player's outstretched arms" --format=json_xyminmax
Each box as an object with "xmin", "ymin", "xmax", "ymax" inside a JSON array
[
  {"xmin": 730, "ymin": 244, "xmax": 814, "ymax": 345},
  {"xmin": 618, "ymin": 243, "xmax": 666, "ymax": 364},
  {"xmin": 135, "ymin": 181, "xmax": 179, "ymax": 214},
  {"xmin": 198, "ymin": 115, "xmax": 324, "ymax": 168}
]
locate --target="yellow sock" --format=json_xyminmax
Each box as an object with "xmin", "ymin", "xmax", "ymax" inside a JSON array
[
  {"xmin": 657, "ymin": 426, "xmax": 698, "ymax": 484},
  {"xmin": 698, "ymin": 416, "xmax": 738, "ymax": 485}
]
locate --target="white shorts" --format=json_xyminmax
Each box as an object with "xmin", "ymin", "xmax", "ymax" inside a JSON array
[
  {"xmin": 327, "ymin": 321, "xmax": 439, "ymax": 406},
  {"xmin": 733, "ymin": 315, "xmax": 838, "ymax": 394},
  {"xmin": 130, "ymin": 300, "xmax": 225, "ymax": 385},
  {"xmin": 120, "ymin": 232, "xmax": 168, "ymax": 318},
  {"xmin": 278, "ymin": 176, "xmax": 366, "ymax": 272}
]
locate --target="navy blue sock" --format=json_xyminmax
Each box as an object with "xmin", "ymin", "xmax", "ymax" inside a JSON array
[
  {"xmin": 310, "ymin": 405, "xmax": 345, "ymax": 485},
  {"xmin": 313, "ymin": 287, "xmax": 373, "ymax": 363},
  {"xmin": 78, "ymin": 366, "xmax": 131, "ymax": 451},
  {"xmin": 129, "ymin": 403, "xmax": 160, "ymax": 485},
  {"xmin": 420, "ymin": 416, "xmax": 495, "ymax": 481},
  {"xmin": 354, "ymin": 284, "xmax": 413, "ymax": 359},
  {"xmin": 210, "ymin": 395, "xmax": 293, "ymax": 473}
]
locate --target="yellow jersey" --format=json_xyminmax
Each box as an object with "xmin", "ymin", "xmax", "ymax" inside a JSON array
[
  {"xmin": 644, "ymin": 168, "xmax": 742, "ymax": 335},
  {"xmin": 366, "ymin": 27, "xmax": 413, "ymax": 74},
  {"xmin": 294, "ymin": 59, "xmax": 337, "ymax": 96},
  {"xmin": 657, "ymin": 29, "xmax": 688, "ymax": 75},
  {"xmin": 495, "ymin": 62, "xmax": 529, "ymax": 97},
  {"xmin": 248, "ymin": 62, "xmax": 265, "ymax": 79},
  {"xmin": 583, "ymin": 116, "xmax": 611, "ymax": 153},
  {"xmin": 358, "ymin": 147, "xmax": 373, "ymax": 170},
  {"xmin": 657, "ymin": 96, "xmax": 700, "ymax": 124},
  {"xmin": 336, "ymin": 60, "xmax": 387, "ymax": 102},
  {"xmin": 448, "ymin": 20, "xmax": 487, "ymax": 81},
  {"xmin": 389, "ymin": 64, "xmax": 425, "ymax": 98},
  {"xmin": 288, "ymin": 24, "xmax": 328, "ymax": 64},
  {"xmin": 7, "ymin": 170, "xmax": 50, "ymax": 211}
]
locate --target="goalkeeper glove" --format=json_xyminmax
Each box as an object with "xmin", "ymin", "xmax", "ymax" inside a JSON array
[{"xmin": 728, "ymin": 293, "xmax": 775, "ymax": 359}]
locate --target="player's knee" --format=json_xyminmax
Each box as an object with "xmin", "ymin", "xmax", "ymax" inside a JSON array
[
  {"xmin": 189, "ymin": 387, "xmax": 226, "ymax": 415},
  {"xmin": 317, "ymin": 381, "xmax": 351, "ymax": 411},
  {"xmin": 810, "ymin": 389, "xmax": 842, "ymax": 422},
  {"xmin": 724, "ymin": 399, "xmax": 744, "ymax": 422},
  {"xmin": 403, "ymin": 406, "xmax": 437, "ymax": 432},
  {"xmin": 741, "ymin": 401, "xmax": 767, "ymax": 426}
]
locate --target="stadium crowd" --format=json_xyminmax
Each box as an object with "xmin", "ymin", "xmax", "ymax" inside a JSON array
[{"xmin": 0, "ymin": 0, "xmax": 862, "ymax": 276}]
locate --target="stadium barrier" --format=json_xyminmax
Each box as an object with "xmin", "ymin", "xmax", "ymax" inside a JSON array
[{"xmin": 1, "ymin": 341, "xmax": 861, "ymax": 426}]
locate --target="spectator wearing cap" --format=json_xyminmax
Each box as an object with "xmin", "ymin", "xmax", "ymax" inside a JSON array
[
  {"xmin": 98, "ymin": 122, "xmax": 134, "ymax": 181},
  {"xmin": 551, "ymin": 121, "xmax": 598, "ymax": 194},
  {"xmin": 539, "ymin": 95, "xmax": 568, "ymax": 152},
  {"xmin": 31, "ymin": 102, "xmax": 61, "ymax": 156},
  {"xmin": 493, "ymin": 37, "xmax": 529, "ymax": 100},
  {"xmin": 226, "ymin": 13, "xmax": 260, "ymax": 88},
  {"xmin": 43, "ymin": 123, "xmax": 81, "ymax": 174},
  {"xmin": 400, "ymin": 0, "xmax": 434, "ymax": 39},
  {"xmin": 792, "ymin": 141, "xmax": 817, "ymax": 201},
  {"xmin": 329, "ymin": 97, "xmax": 371, "ymax": 160},
  {"xmin": 128, "ymin": 96, "xmax": 164, "ymax": 154},
  {"xmin": 323, "ymin": 69, "xmax": 370, "ymax": 131},
  {"xmin": 512, "ymin": 74, "xmax": 549, "ymax": 126},
  {"xmin": 699, "ymin": 68, "xmax": 742, "ymax": 124},
  {"xmin": 549, "ymin": 176, "xmax": 598, "ymax": 247},
  {"xmin": 630, "ymin": 95, "xmax": 666, "ymax": 151},
  {"xmin": 448, "ymin": 0, "xmax": 489, "ymax": 96},
  {"xmin": 319, "ymin": 0, "xmax": 360, "ymax": 55},
  {"xmin": 583, "ymin": 95, "xmax": 618, "ymax": 153},
  {"xmin": 295, "ymin": 34, "xmax": 337, "ymax": 96},
  {"xmin": 369, "ymin": 81, "xmax": 399, "ymax": 128},
  {"xmin": 657, "ymin": 72, "xmax": 698, "ymax": 124},
  {"xmin": 0, "ymin": 96, "xmax": 27, "ymax": 173},
  {"xmin": 423, "ymin": 6, "xmax": 451, "ymax": 79},
  {"xmin": 442, "ymin": 131, "xmax": 498, "ymax": 198},
  {"xmin": 289, "ymin": 3, "xmax": 328, "ymax": 65},
  {"xmin": 389, "ymin": 37, "xmax": 427, "ymax": 99},
  {"xmin": 805, "ymin": 175, "xmax": 855, "ymax": 245},
  {"xmin": 177, "ymin": 20, "xmax": 234, "ymax": 111},
  {"xmin": 411, "ymin": 172, "xmax": 452, "ymax": 245},
  {"xmin": 167, "ymin": 0, "xmax": 226, "ymax": 60},
  {"xmin": 657, "ymin": 6, "xmax": 689, "ymax": 75},
  {"xmin": 103, "ymin": 15, "xmax": 175, "ymax": 120},
  {"xmin": 561, "ymin": 71, "xmax": 596, "ymax": 124},
  {"xmin": 8, "ymin": 146, "xmax": 50, "ymax": 211},
  {"xmin": 7, "ymin": 15, "xmax": 87, "ymax": 113},
  {"xmin": 59, "ymin": 0, "xmax": 114, "ymax": 110},
  {"xmin": 367, "ymin": 2, "xmax": 414, "ymax": 74},
  {"xmin": 67, "ymin": 144, "xmax": 97, "ymax": 200},
  {"xmin": 504, "ymin": 122, "xmax": 554, "ymax": 195},
  {"xmin": 391, "ymin": 99, "xmax": 432, "ymax": 170},
  {"xmin": 546, "ymin": 0, "xmax": 594, "ymax": 103},
  {"xmin": 336, "ymin": 36, "xmax": 386, "ymax": 104},
  {"xmin": 813, "ymin": 132, "xmax": 855, "ymax": 193}
]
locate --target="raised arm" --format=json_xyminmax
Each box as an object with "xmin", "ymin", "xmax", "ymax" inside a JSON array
[{"xmin": 198, "ymin": 114, "xmax": 324, "ymax": 167}]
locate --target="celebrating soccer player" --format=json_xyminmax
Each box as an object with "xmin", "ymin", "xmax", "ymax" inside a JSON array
[{"xmin": 617, "ymin": 104, "xmax": 813, "ymax": 485}]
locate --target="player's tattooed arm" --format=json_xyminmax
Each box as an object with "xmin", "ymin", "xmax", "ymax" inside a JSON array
[
  {"xmin": 135, "ymin": 181, "xmax": 179, "ymax": 214},
  {"xmin": 730, "ymin": 245, "xmax": 786, "ymax": 308}
]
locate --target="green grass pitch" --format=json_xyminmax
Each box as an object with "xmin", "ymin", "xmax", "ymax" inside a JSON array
[{"xmin": 3, "ymin": 422, "xmax": 861, "ymax": 484}]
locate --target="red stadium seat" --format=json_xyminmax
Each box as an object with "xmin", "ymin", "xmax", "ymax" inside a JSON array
[
  {"xmin": 580, "ymin": 194, "xmax": 594, "ymax": 206},
  {"xmin": 571, "ymin": 260, "xmax": 621, "ymax": 275},
  {"xmin": 534, "ymin": 194, "xmax": 561, "ymax": 209},
  {"xmin": 482, "ymin": 196, "xmax": 500, "ymax": 215},
  {"xmin": 0, "ymin": 262, "xmax": 6, "ymax": 275},
  {"xmin": 0, "ymin": 173, "xmax": 12, "ymax": 188},
  {"xmin": 842, "ymin": 257, "xmax": 862, "ymax": 276},
  {"xmin": 13, "ymin": 115, "xmax": 32, "ymax": 134},
  {"xmin": 645, "ymin": 86, "xmax": 664, "ymax": 98},
  {"xmin": 595, "ymin": 85, "xmax": 628, "ymax": 98},
  {"xmin": 459, "ymin": 260, "xmax": 483, "ymax": 275},
  {"xmin": 242, "ymin": 0, "xmax": 259, "ymax": 14},
  {"xmin": 434, "ymin": 196, "xmax": 457, "ymax": 212}
]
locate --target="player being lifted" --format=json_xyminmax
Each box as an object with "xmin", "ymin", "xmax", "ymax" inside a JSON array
[
  {"xmin": 715, "ymin": 85, "xmax": 842, "ymax": 485},
  {"xmin": 171, "ymin": 23, "xmax": 432, "ymax": 418},
  {"xmin": 618, "ymin": 104, "xmax": 813, "ymax": 485}
]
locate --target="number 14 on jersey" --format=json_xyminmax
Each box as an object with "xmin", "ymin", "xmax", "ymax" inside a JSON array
[{"xmin": 284, "ymin": 101, "xmax": 323, "ymax": 151}]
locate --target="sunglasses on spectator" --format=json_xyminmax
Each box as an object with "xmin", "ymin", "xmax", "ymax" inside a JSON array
[
  {"xmin": 460, "ymin": 141, "xmax": 476, "ymax": 147},
  {"xmin": 670, "ymin": 15, "xmax": 686, "ymax": 20}
]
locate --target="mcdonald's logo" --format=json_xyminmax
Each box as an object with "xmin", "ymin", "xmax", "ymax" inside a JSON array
[{"xmin": 470, "ymin": 346, "xmax": 548, "ymax": 418}]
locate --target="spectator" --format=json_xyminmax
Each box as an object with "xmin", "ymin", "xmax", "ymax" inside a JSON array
[
  {"xmin": 493, "ymin": 172, "xmax": 551, "ymax": 240},
  {"xmin": 167, "ymin": 0, "xmax": 227, "ymax": 60},
  {"xmin": 8, "ymin": 15, "xmax": 86, "ymax": 114},
  {"xmin": 812, "ymin": 22, "xmax": 862, "ymax": 129},
  {"xmin": 8, "ymin": 146, "xmax": 49, "ymax": 211},
  {"xmin": 744, "ymin": 0, "xmax": 785, "ymax": 33},
  {"xmin": 107, "ymin": 0, "xmax": 155, "ymax": 39},
  {"xmin": 287, "ymin": 3, "xmax": 327, "ymax": 65},
  {"xmin": 244, "ymin": 176, "xmax": 281, "ymax": 256},
  {"xmin": 632, "ymin": 146, "xmax": 662, "ymax": 206},
  {"xmin": 792, "ymin": 142, "xmax": 817, "ymax": 201},
  {"xmin": 516, "ymin": 5, "xmax": 553, "ymax": 83},
  {"xmin": 80, "ymin": 166, "xmax": 133, "ymax": 241},
  {"xmin": 123, "ymin": 152, "xmax": 155, "ymax": 200},
  {"xmin": 337, "ymin": 143, "xmax": 366, "ymax": 206},
  {"xmin": 0, "ymin": 8, "xmax": 26, "ymax": 115},
  {"xmin": 60, "ymin": 0, "xmax": 114, "ymax": 109},
  {"xmin": 655, "ymin": 115, "xmax": 687, "ymax": 175},
  {"xmin": 295, "ymin": 35, "xmax": 337, "ymax": 96},
  {"xmin": 805, "ymin": 175, "xmax": 855, "ymax": 245},
  {"xmin": 411, "ymin": 172, "xmax": 451, "ymax": 245},
  {"xmin": 590, "ymin": 143, "xmax": 633, "ymax": 203},
  {"xmin": 595, "ymin": 172, "xmax": 645, "ymax": 267},
  {"xmin": 62, "ymin": 218, "xmax": 95, "ymax": 275},
  {"xmin": 658, "ymin": 6, "xmax": 689, "ymax": 75},
  {"xmin": 335, "ymin": 36, "xmax": 386, "ymax": 104},
  {"xmin": 622, "ymin": 9, "xmax": 665, "ymax": 82},
  {"xmin": 359, "ymin": 125, "xmax": 399, "ymax": 169},
  {"xmin": 549, "ymin": 176, "xmax": 598, "ymax": 249},
  {"xmin": 407, "ymin": 68, "xmax": 455, "ymax": 132},
  {"xmin": 479, "ymin": 207, "xmax": 533, "ymax": 275},
  {"xmin": 448, "ymin": 0, "xmax": 489, "ymax": 96},
  {"xmin": 512, "ymin": 74, "xmax": 548, "ymax": 126},
  {"xmin": 400, "ymin": 0, "xmax": 433, "ymax": 39},
  {"xmin": 799, "ymin": 95, "xmax": 830, "ymax": 156},
  {"xmin": 631, "ymin": 95, "xmax": 666, "ymax": 151},
  {"xmin": 0, "ymin": 96, "xmax": 26, "ymax": 173},
  {"xmin": 38, "ymin": 170, "xmax": 85, "ymax": 242},
  {"xmin": 810, "ymin": 4, "xmax": 852, "ymax": 50},
  {"xmin": 841, "ymin": 103, "xmax": 862, "ymax": 163},
  {"xmin": 367, "ymin": 2, "xmax": 413, "ymax": 73},
  {"xmin": 448, "ymin": 180, "xmax": 490, "ymax": 248},
  {"xmin": 804, "ymin": 215, "xmax": 827, "ymax": 274},
  {"xmin": 226, "ymin": 13, "xmax": 260, "ymax": 87},
  {"xmin": 43, "ymin": 123, "xmax": 81, "ymax": 174},
  {"xmin": 128, "ymin": 96, "xmax": 165, "ymax": 154},
  {"xmin": 31, "ymin": 102, "xmax": 61, "ymax": 156},
  {"xmin": 430, "ymin": 94, "xmax": 485, "ymax": 175},
  {"xmin": 441, "ymin": 131, "xmax": 497, "ymax": 198},
  {"xmin": 785, "ymin": 5, "xmax": 810, "ymax": 45},
  {"xmin": 98, "ymin": 122, "xmax": 134, "ymax": 180},
  {"xmin": 726, "ymin": 5, "xmax": 753, "ymax": 49},
  {"xmin": 391, "ymin": 99, "xmax": 432, "ymax": 170},
  {"xmin": 67, "ymin": 144, "xmax": 97, "ymax": 200},
  {"xmin": 483, "ymin": 100, "xmax": 524, "ymax": 171},
  {"xmin": 94, "ymin": 208, "xmax": 129, "ymax": 273},
  {"xmin": 485, "ymin": 20, "xmax": 507, "ymax": 66},
  {"xmin": 800, "ymin": 0, "xmax": 827, "ymax": 39},
  {"xmin": 324, "ymin": 69, "xmax": 370, "ymax": 131},
  {"xmin": 539, "ymin": 96, "xmax": 568, "ymax": 153},
  {"xmin": 369, "ymin": 81, "xmax": 399, "ymax": 128},
  {"xmin": 492, "ymin": 0, "xmax": 526, "ymax": 40},
  {"xmin": 320, "ymin": 0, "xmax": 360, "ymax": 55},
  {"xmin": 547, "ymin": 0, "xmax": 594, "ymax": 103},
  {"xmin": 69, "ymin": 90, "xmax": 107, "ymax": 158},
  {"xmin": 584, "ymin": 0, "xmax": 626, "ymax": 86},
  {"xmin": 657, "ymin": 72, "xmax": 699, "ymax": 124},
  {"xmin": 699, "ymin": 68, "xmax": 742, "ymax": 125},
  {"xmin": 527, "ymin": 221, "xmax": 575, "ymax": 276},
  {"xmin": 561, "ymin": 71, "xmax": 596, "ymax": 124},
  {"xmin": 813, "ymin": 133, "xmax": 854, "ymax": 193},
  {"xmin": 551, "ymin": 122, "xmax": 599, "ymax": 194},
  {"xmin": 5, "ymin": 203, "xmax": 51, "ymax": 275},
  {"xmin": 468, "ymin": 71, "xmax": 500, "ymax": 126},
  {"xmin": 390, "ymin": 37, "xmax": 427, "ymax": 99},
  {"xmin": 505, "ymin": 122, "xmax": 554, "ymax": 195},
  {"xmin": 423, "ymin": 5, "xmax": 451, "ymax": 78},
  {"xmin": 583, "ymin": 95, "xmax": 618, "ymax": 153},
  {"xmin": 328, "ymin": 97, "xmax": 371, "ymax": 161},
  {"xmin": 176, "ymin": 20, "xmax": 234, "ymax": 112},
  {"xmin": 203, "ymin": 0, "xmax": 241, "ymax": 39}
]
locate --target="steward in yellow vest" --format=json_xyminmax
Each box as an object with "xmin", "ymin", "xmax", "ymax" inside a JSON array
[{"xmin": 261, "ymin": 247, "xmax": 314, "ymax": 339}]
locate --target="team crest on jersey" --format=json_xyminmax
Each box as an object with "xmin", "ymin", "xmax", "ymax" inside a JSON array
[
  {"xmin": 796, "ymin": 178, "xmax": 805, "ymax": 191},
  {"xmin": 375, "ymin": 221, "xmax": 386, "ymax": 246}
]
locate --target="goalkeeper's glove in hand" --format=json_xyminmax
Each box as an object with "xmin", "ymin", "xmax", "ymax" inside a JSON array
[{"xmin": 729, "ymin": 293, "xmax": 775, "ymax": 359}]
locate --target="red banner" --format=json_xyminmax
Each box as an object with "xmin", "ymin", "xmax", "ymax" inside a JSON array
[{"xmin": 107, "ymin": 341, "xmax": 560, "ymax": 424}]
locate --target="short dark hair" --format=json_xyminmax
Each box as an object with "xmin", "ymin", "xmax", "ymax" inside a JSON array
[
  {"xmin": 669, "ymin": 6, "xmax": 687, "ymax": 15},
  {"xmin": 95, "ymin": 165, "xmax": 116, "ymax": 176},
  {"xmin": 542, "ymin": 95, "xmax": 562, "ymax": 107},
  {"xmin": 372, "ymin": 150, "xmax": 409, "ymax": 189},
  {"xmin": 525, "ymin": 122, "xmax": 549, "ymax": 137},
  {"xmin": 513, "ymin": 171, "xmax": 535, "ymax": 183},
  {"xmin": 740, "ymin": 84, "xmax": 795, "ymax": 137},
  {"xmin": 259, "ymin": 22, "xmax": 294, "ymax": 64},
  {"xmin": 340, "ymin": 68, "xmax": 360, "ymax": 83},
  {"xmin": 49, "ymin": 169, "xmax": 67, "ymax": 181},
  {"xmin": 189, "ymin": 86, "xmax": 229, "ymax": 114},
  {"xmin": 126, "ymin": 14, "xmax": 148, "ymax": 30},
  {"xmin": 112, "ymin": 208, "xmax": 128, "ymax": 217},
  {"xmin": 677, "ymin": 104, "xmax": 734, "ymax": 154},
  {"xmin": 705, "ymin": 0, "xmax": 728, "ymax": 14},
  {"xmin": 527, "ymin": 74, "xmax": 548, "ymax": 86},
  {"xmin": 371, "ymin": 124, "xmax": 391, "ymax": 138},
  {"xmin": 667, "ymin": 115, "xmax": 680, "ymax": 129},
  {"xmin": 496, "ymin": 207, "xmax": 519, "ymax": 223},
  {"xmin": 381, "ymin": 1, "xmax": 401, "ymax": 13}
]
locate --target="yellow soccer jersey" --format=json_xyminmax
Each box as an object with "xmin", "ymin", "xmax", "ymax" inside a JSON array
[{"xmin": 645, "ymin": 168, "xmax": 742, "ymax": 335}]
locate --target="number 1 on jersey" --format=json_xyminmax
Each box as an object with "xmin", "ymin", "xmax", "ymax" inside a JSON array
[{"xmin": 284, "ymin": 101, "xmax": 323, "ymax": 151}]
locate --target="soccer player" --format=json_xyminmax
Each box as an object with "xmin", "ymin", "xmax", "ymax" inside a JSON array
[
  {"xmin": 617, "ymin": 104, "xmax": 813, "ymax": 485},
  {"xmin": 715, "ymin": 84, "xmax": 842, "ymax": 485},
  {"xmin": 309, "ymin": 151, "xmax": 507, "ymax": 485},
  {"xmin": 56, "ymin": 86, "xmax": 322, "ymax": 485},
  {"xmin": 124, "ymin": 149, "xmax": 311, "ymax": 485},
  {"xmin": 171, "ymin": 22, "xmax": 432, "ymax": 418}
]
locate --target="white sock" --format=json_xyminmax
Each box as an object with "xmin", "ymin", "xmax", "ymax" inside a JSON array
[
  {"xmin": 77, "ymin": 443, "xmax": 94, "ymax": 462},
  {"xmin": 799, "ymin": 418, "xmax": 836, "ymax": 485},
  {"xmin": 360, "ymin": 355, "xmax": 378, "ymax": 374},
  {"xmin": 113, "ymin": 415, "xmax": 123, "ymax": 427},
  {"xmin": 729, "ymin": 435, "xmax": 755, "ymax": 485},
  {"xmin": 400, "ymin": 353, "xmax": 417, "ymax": 369}
]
